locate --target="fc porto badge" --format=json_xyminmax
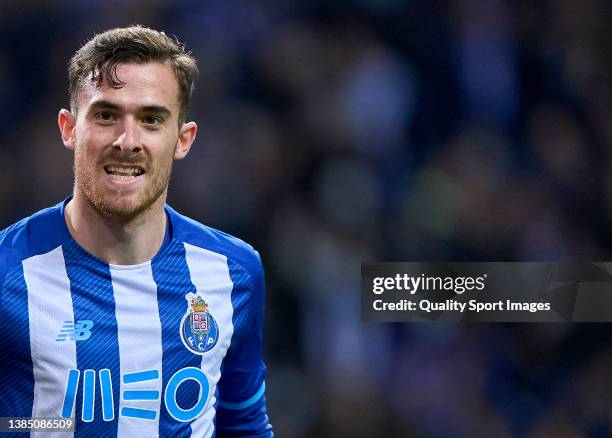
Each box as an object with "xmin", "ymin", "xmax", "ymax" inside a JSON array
[{"xmin": 180, "ymin": 292, "xmax": 219, "ymax": 355}]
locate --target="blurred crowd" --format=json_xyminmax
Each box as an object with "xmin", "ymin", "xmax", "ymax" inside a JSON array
[{"xmin": 1, "ymin": 0, "xmax": 611, "ymax": 436}]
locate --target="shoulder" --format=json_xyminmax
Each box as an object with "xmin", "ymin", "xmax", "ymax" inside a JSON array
[
  {"xmin": 0, "ymin": 202, "xmax": 67, "ymax": 282},
  {"xmin": 167, "ymin": 207, "xmax": 266, "ymax": 353},
  {"xmin": 166, "ymin": 205, "xmax": 263, "ymax": 277}
]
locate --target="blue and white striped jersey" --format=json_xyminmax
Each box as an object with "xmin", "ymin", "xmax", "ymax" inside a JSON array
[{"xmin": 0, "ymin": 199, "xmax": 273, "ymax": 437}]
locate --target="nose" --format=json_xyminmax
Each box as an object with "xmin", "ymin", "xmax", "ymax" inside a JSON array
[{"xmin": 112, "ymin": 119, "xmax": 142, "ymax": 153}]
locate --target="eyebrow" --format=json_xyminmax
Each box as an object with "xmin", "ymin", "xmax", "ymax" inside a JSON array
[{"xmin": 88, "ymin": 100, "xmax": 172, "ymax": 117}]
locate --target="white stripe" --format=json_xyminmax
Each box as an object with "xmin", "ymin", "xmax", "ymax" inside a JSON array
[
  {"xmin": 111, "ymin": 264, "xmax": 163, "ymax": 438},
  {"xmin": 23, "ymin": 246, "xmax": 76, "ymax": 438},
  {"xmin": 183, "ymin": 243, "xmax": 235, "ymax": 438}
]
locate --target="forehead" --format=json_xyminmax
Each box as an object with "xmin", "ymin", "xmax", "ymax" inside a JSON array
[{"xmin": 77, "ymin": 61, "xmax": 180, "ymax": 114}]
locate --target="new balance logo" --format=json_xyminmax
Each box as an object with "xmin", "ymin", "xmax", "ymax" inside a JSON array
[{"xmin": 56, "ymin": 320, "xmax": 95, "ymax": 342}]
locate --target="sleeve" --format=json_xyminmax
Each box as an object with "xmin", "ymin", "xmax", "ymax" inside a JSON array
[{"xmin": 215, "ymin": 250, "xmax": 273, "ymax": 437}]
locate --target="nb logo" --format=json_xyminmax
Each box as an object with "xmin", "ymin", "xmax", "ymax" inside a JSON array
[{"xmin": 56, "ymin": 320, "xmax": 94, "ymax": 342}]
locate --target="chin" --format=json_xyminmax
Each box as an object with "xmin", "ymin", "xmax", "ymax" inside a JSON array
[
  {"xmin": 76, "ymin": 172, "xmax": 169, "ymax": 221},
  {"xmin": 89, "ymin": 191, "xmax": 159, "ymax": 221}
]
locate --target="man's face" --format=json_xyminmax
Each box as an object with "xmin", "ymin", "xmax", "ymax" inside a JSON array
[{"xmin": 62, "ymin": 61, "xmax": 194, "ymax": 219}]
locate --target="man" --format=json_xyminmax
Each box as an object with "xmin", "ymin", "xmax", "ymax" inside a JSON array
[{"xmin": 0, "ymin": 26, "xmax": 273, "ymax": 437}]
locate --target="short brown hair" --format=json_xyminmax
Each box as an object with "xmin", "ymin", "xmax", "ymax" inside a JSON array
[{"xmin": 68, "ymin": 25, "xmax": 199, "ymax": 122}]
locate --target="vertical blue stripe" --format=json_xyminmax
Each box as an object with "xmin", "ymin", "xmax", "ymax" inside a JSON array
[
  {"xmin": 99, "ymin": 369, "xmax": 114, "ymax": 421},
  {"xmin": 226, "ymin": 260, "xmax": 254, "ymax": 342},
  {"xmin": 212, "ymin": 387, "xmax": 219, "ymax": 438},
  {"xmin": 152, "ymin": 241, "xmax": 202, "ymax": 437},
  {"xmin": 62, "ymin": 369, "xmax": 80, "ymax": 418},
  {"xmin": 215, "ymin": 257, "xmax": 271, "ymax": 434},
  {"xmin": 211, "ymin": 386, "xmax": 223, "ymax": 438},
  {"xmin": 216, "ymin": 259, "xmax": 254, "ymax": 400},
  {"xmin": 82, "ymin": 370, "xmax": 95, "ymax": 422},
  {"xmin": 63, "ymin": 240, "xmax": 120, "ymax": 437},
  {"xmin": 0, "ymin": 264, "xmax": 34, "ymax": 421}
]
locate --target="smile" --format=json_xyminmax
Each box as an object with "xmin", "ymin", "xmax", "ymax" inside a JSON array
[
  {"xmin": 104, "ymin": 164, "xmax": 145, "ymax": 183},
  {"xmin": 104, "ymin": 165, "xmax": 145, "ymax": 182}
]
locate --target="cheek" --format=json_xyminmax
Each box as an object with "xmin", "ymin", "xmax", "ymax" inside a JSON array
[
  {"xmin": 75, "ymin": 130, "xmax": 105, "ymax": 158},
  {"xmin": 157, "ymin": 147, "xmax": 176, "ymax": 173},
  {"xmin": 151, "ymin": 135, "xmax": 179, "ymax": 163}
]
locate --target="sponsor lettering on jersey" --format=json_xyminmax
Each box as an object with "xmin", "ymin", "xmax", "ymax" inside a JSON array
[{"xmin": 62, "ymin": 367, "xmax": 210, "ymax": 422}]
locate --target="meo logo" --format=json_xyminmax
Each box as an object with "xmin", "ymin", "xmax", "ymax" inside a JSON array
[{"xmin": 62, "ymin": 367, "xmax": 209, "ymax": 422}]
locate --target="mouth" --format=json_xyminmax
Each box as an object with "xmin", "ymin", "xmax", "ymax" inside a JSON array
[{"xmin": 104, "ymin": 164, "xmax": 145, "ymax": 182}]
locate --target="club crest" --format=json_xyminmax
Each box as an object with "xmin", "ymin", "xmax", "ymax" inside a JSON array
[{"xmin": 180, "ymin": 292, "xmax": 219, "ymax": 355}]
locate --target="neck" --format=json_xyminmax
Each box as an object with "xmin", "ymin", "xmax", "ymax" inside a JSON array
[{"xmin": 64, "ymin": 191, "xmax": 167, "ymax": 265}]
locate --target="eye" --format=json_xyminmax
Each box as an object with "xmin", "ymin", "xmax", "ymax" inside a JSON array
[
  {"xmin": 95, "ymin": 111, "xmax": 115, "ymax": 122},
  {"xmin": 143, "ymin": 115, "xmax": 163, "ymax": 126}
]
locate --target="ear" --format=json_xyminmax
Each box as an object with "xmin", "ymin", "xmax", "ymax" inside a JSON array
[
  {"xmin": 175, "ymin": 121, "xmax": 197, "ymax": 160},
  {"xmin": 58, "ymin": 109, "xmax": 77, "ymax": 151}
]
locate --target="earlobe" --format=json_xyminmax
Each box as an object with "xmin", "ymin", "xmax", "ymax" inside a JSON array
[
  {"xmin": 175, "ymin": 121, "xmax": 197, "ymax": 160},
  {"xmin": 58, "ymin": 109, "xmax": 77, "ymax": 151}
]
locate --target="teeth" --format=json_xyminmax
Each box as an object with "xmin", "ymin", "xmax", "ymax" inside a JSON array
[
  {"xmin": 106, "ymin": 166, "xmax": 143, "ymax": 176},
  {"xmin": 110, "ymin": 174, "xmax": 135, "ymax": 181}
]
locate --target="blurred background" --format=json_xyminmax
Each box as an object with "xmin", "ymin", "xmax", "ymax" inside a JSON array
[{"xmin": 1, "ymin": 0, "xmax": 612, "ymax": 436}]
